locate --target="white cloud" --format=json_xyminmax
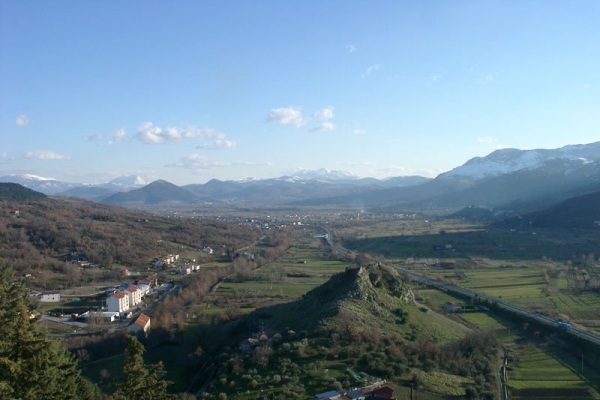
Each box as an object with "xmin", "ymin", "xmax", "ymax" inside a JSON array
[
  {"xmin": 168, "ymin": 154, "xmax": 272, "ymax": 172},
  {"xmin": 235, "ymin": 160, "xmax": 274, "ymax": 167},
  {"xmin": 312, "ymin": 106, "xmax": 335, "ymax": 120},
  {"xmin": 430, "ymin": 72, "xmax": 446, "ymax": 84},
  {"xmin": 136, "ymin": 122, "xmax": 233, "ymax": 148},
  {"xmin": 197, "ymin": 138, "xmax": 237, "ymax": 150},
  {"xmin": 266, "ymin": 107, "xmax": 306, "ymax": 127},
  {"xmin": 137, "ymin": 122, "xmax": 163, "ymax": 144},
  {"xmin": 24, "ymin": 151, "xmax": 70, "ymax": 160},
  {"xmin": 346, "ymin": 44, "xmax": 356, "ymax": 54},
  {"xmin": 377, "ymin": 165, "xmax": 441, "ymax": 178},
  {"xmin": 477, "ymin": 136, "xmax": 495, "ymax": 144},
  {"xmin": 362, "ymin": 64, "xmax": 380, "ymax": 77},
  {"xmin": 477, "ymin": 136, "xmax": 506, "ymax": 150},
  {"xmin": 109, "ymin": 128, "xmax": 127, "ymax": 144},
  {"xmin": 341, "ymin": 161, "xmax": 374, "ymax": 167},
  {"xmin": 168, "ymin": 154, "xmax": 226, "ymax": 170},
  {"xmin": 87, "ymin": 133, "xmax": 103, "ymax": 141},
  {"xmin": 478, "ymin": 74, "xmax": 496, "ymax": 84},
  {"xmin": 352, "ymin": 128, "xmax": 366, "ymax": 136},
  {"xmin": 16, "ymin": 115, "xmax": 30, "ymax": 127},
  {"xmin": 310, "ymin": 122, "xmax": 336, "ymax": 132}
]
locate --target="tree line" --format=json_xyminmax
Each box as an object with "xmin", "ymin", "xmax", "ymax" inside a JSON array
[{"xmin": 0, "ymin": 264, "xmax": 176, "ymax": 399}]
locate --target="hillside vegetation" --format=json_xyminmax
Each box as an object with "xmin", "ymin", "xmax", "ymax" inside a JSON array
[
  {"xmin": 0, "ymin": 185, "xmax": 261, "ymax": 289},
  {"xmin": 197, "ymin": 265, "xmax": 497, "ymax": 399},
  {"xmin": 0, "ymin": 182, "xmax": 47, "ymax": 202}
]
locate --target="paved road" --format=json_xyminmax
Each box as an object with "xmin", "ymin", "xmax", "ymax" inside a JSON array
[
  {"xmin": 41, "ymin": 315, "xmax": 90, "ymax": 329},
  {"xmin": 395, "ymin": 266, "xmax": 600, "ymax": 347}
]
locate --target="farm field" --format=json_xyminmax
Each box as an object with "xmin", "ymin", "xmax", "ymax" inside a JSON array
[
  {"xmin": 214, "ymin": 242, "xmax": 351, "ymax": 306},
  {"xmin": 415, "ymin": 286, "xmax": 600, "ymax": 399},
  {"xmin": 507, "ymin": 346, "xmax": 600, "ymax": 399}
]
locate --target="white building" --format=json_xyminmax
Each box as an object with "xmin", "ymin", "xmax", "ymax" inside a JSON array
[
  {"xmin": 40, "ymin": 293, "xmax": 61, "ymax": 302},
  {"xmin": 87, "ymin": 311, "xmax": 120, "ymax": 323},
  {"xmin": 107, "ymin": 291, "xmax": 129, "ymax": 313},
  {"xmin": 126, "ymin": 285, "xmax": 142, "ymax": 307},
  {"xmin": 136, "ymin": 283, "xmax": 150, "ymax": 296}
]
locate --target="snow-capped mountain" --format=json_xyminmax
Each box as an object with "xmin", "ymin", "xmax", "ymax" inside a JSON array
[
  {"xmin": 0, "ymin": 174, "xmax": 149, "ymax": 199},
  {"xmin": 103, "ymin": 175, "xmax": 148, "ymax": 190},
  {"xmin": 440, "ymin": 142, "xmax": 600, "ymax": 181},
  {"xmin": 0, "ymin": 174, "xmax": 77, "ymax": 195},
  {"xmin": 285, "ymin": 168, "xmax": 359, "ymax": 182}
]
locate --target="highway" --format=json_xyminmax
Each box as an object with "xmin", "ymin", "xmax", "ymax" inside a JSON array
[
  {"xmin": 318, "ymin": 226, "xmax": 600, "ymax": 346},
  {"xmin": 394, "ymin": 266, "xmax": 600, "ymax": 347}
]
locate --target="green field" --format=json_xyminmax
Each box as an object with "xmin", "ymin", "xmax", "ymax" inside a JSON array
[{"xmin": 508, "ymin": 346, "xmax": 600, "ymax": 399}]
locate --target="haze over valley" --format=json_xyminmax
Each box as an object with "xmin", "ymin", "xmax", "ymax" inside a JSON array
[{"xmin": 3, "ymin": 2, "xmax": 600, "ymax": 400}]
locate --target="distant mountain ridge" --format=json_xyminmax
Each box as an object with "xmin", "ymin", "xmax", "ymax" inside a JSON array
[
  {"xmin": 0, "ymin": 183, "xmax": 47, "ymax": 202},
  {"xmin": 103, "ymin": 179, "xmax": 204, "ymax": 205},
  {"xmin": 440, "ymin": 142, "xmax": 600, "ymax": 181},
  {"xmin": 4, "ymin": 142, "xmax": 600, "ymax": 212},
  {"xmin": 0, "ymin": 174, "xmax": 149, "ymax": 200},
  {"xmin": 293, "ymin": 141, "xmax": 600, "ymax": 212}
]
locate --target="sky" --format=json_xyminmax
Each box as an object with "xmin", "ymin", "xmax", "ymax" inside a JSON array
[{"xmin": 2, "ymin": 1, "xmax": 600, "ymax": 185}]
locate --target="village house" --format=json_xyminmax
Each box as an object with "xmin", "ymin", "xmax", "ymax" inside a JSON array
[
  {"xmin": 126, "ymin": 285, "xmax": 142, "ymax": 307},
  {"xmin": 136, "ymin": 283, "xmax": 150, "ymax": 296},
  {"xmin": 365, "ymin": 386, "xmax": 395, "ymax": 399},
  {"xmin": 127, "ymin": 313, "xmax": 151, "ymax": 336},
  {"xmin": 443, "ymin": 301, "xmax": 463, "ymax": 313},
  {"xmin": 106, "ymin": 291, "xmax": 130, "ymax": 313},
  {"xmin": 313, "ymin": 390, "xmax": 342, "ymax": 400}
]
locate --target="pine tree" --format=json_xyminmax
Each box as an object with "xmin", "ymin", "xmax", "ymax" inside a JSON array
[
  {"xmin": 110, "ymin": 334, "xmax": 173, "ymax": 400},
  {"xmin": 0, "ymin": 265, "xmax": 103, "ymax": 399}
]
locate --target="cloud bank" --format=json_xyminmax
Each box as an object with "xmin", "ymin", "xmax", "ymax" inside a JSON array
[
  {"xmin": 136, "ymin": 122, "xmax": 235, "ymax": 149},
  {"xmin": 24, "ymin": 151, "xmax": 70, "ymax": 160}
]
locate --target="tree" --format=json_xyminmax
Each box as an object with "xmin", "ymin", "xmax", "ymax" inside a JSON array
[
  {"xmin": 0, "ymin": 264, "xmax": 102, "ymax": 400},
  {"xmin": 110, "ymin": 334, "xmax": 173, "ymax": 400}
]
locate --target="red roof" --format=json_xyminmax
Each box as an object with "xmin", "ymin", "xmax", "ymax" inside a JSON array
[
  {"xmin": 134, "ymin": 313, "xmax": 150, "ymax": 328},
  {"xmin": 367, "ymin": 387, "xmax": 394, "ymax": 398},
  {"xmin": 127, "ymin": 285, "xmax": 139, "ymax": 292},
  {"xmin": 113, "ymin": 291, "xmax": 127, "ymax": 299}
]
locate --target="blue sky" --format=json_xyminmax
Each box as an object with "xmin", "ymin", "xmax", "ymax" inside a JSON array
[{"xmin": 2, "ymin": 1, "xmax": 600, "ymax": 185}]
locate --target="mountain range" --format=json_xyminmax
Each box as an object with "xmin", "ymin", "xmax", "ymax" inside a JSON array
[{"xmin": 4, "ymin": 142, "xmax": 600, "ymax": 212}]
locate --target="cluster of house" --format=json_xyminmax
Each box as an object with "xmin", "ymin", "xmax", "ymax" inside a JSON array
[
  {"xmin": 239, "ymin": 327, "xmax": 278, "ymax": 352},
  {"xmin": 106, "ymin": 275, "xmax": 157, "ymax": 313},
  {"xmin": 312, "ymin": 385, "xmax": 396, "ymax": 400},
  {"xmin": 153, "ymin": 253, "xmax": 180, "ymax": 268},
  {"xmin": 178, "ymin": 264, "xmax": 201, "ymax": 275}
]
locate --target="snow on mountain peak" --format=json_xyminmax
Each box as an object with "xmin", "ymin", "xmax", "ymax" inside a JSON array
[
  {"xmin": 288, "ymin": 168, "xmax": 358, "ymax": 181},
  {"xmin": 441, "ymin": 142, "xmax": 600, "ymax": 181},
  {"xmin": 107, "ymin": 175, "xmax": 147, "ymax": 187},
  {"xmin": 16, "ymin": 173, "xmax": 57, "ymax": 181}
]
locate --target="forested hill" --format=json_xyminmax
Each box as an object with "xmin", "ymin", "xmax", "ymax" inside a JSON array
[
  {"xmin": 0, "ymin": 195, "xmax": 261, "ymax": 287},
  {"xmin": 0, "ymin": 182, "xmax": 47, "ymax": 201}
]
